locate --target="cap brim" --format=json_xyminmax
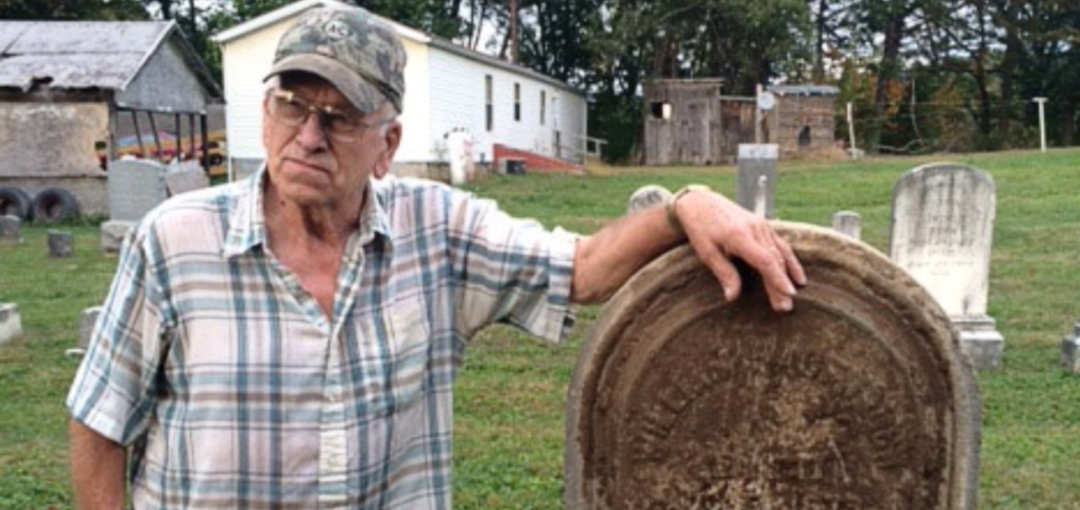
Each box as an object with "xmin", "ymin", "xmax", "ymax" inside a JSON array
[{"xmin": 264, "ymin": 53, "xmax": 390, "ymax": 113}]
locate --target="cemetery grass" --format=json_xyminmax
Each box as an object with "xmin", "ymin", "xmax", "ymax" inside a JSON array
[{"xmin": 0, "ymin": 148, "xmax": 1077, "ymax": 508}]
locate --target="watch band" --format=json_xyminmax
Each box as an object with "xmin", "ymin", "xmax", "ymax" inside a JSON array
[{"xmin": 665, "ymin": 184, "xmax": 711, "ymax": 235}]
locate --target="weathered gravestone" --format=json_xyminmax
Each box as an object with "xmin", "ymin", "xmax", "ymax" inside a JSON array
[
  {"xmin": 565, "ymin": 223, "xmax": 980, "ymax": 509},
  {"xmin": 735, "ymin": 144, "xmax": 777, "ymax": 219},
  {"xmin": 78, "ymin": 305, "xmax": 103, "ymax": 350},
  {"xmin": 832, "ymin": 210, "xmax": 861, "ymax": 240},
  {"xmin": 165, "ymin": 160, "xmax": 211, "ymax": 196},
  {"xmin": 627, "ymin": 185, "xmax": 672, "ymax": 215},
  {"xmin": 47, "ymin": 230, "xmax": 73, "ymax": 257},
  {"xmin": 100, "ymin": 220, "xmax": 134, "ymax": 254},
  {"xmin": 1063, "ymin": 320, "xmax": 1080, "ymax": 373},
  {"xmin": 0, "ymin": 214, "xmax": 21, "ymax": 244},
  {"xmin": 889, "ymin": 163, "xmax": 1003, "ymax": 370},
  {"xmin": 0, "ymin": 303, "xmax": 23, "ymax": 346},
  {"xmin": 108, "ymin": 159, "xmax": 168, "ymax": 221}
]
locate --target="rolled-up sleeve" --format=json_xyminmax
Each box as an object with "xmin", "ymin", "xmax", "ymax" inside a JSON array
[
  {"xmin": 448, "ymin": 192, "xmax": 578, "ymax": 343},
  {"xmin": 65, "ymin": 225, "xmax": 172, "ymax": 446}
]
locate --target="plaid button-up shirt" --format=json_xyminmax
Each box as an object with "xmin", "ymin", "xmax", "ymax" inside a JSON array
[{"xmin": 66, "ymin": 170, "xmax": 577, "ymax": 509}]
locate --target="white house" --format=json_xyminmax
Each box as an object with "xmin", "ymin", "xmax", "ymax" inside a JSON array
[{"xmin": 212, "ymin": 0, "xmax": 588, "ymax": 180}]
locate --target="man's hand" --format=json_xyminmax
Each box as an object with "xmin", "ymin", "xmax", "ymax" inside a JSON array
[{"xmin": 674, "ymin": 188, "xmax": 806, "ymax": 311}]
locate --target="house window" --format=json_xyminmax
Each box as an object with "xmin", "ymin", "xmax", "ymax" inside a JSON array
[
  {"xmin": 485, "ymin": 75, "xmax": 493, "ymax": 132},
  {"xmin": 540, "ymin": 90, "xmax": 546, "ymax": 125},
  {"xmin": 798, "ymin": 125, "xmax": 812, "ymax": 146},
  {"xmin": 514, "ymin": 82, "xmax": 521, "ymax": 121},
  {"xmin": 650, "ymin": 102, "xmax": 672, "ymax": 120}
]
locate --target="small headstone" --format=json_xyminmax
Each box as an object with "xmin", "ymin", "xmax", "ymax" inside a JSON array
[
  {"xmin": 78, "ymin": 305, "xmax": 103, "ymax": 350},
  {"xmin": 108, "ymin": 159, "xmax": 168, "ymax": 221},
  {"xmin": 1063, "ymin": 321, "xmax": 1080, "ymax": 373},
  {"xmin": 100, "ymin": 220, "xmax": 135, "ymax": 254},
  {"xmin": 47, "ymin": 230, "xmax": 73, "ymax": 257},
  {"xmin": 735, "ymin": 144, "xmax": 777, "ymax": 218},
  {"xmin": 889, "ymin": 162, "xmax": 1003, "ymax": 370},
  {"xmin": 566, "ymin": 224, "xmax": 980, "ymax": 509},
  {"xmin": 0, "ymin": 214, "xmax": 20, "ymax": 244},
  {"xmin": 832, "ymin": 210, "xmax": 861, "ymax": 239},
  {"xmin": 626, "ymin": 185, "xmax": 672, "ymax": 214},
  {"xmin": 165, "ymin": 160, "xmax": 211, "ymax": 196},
  {"xmin": 0, "ymin": 302, "xmax": 23, "ymax": 345}
]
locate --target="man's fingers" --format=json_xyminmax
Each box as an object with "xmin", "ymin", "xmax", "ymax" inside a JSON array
[
  {"xmin": 688, "ymin": 236, "xmax": 742, "ymax": 302},
  {"xmin": 771, "ymin": 229, "xmax": 806, "ymax": 286},
  {"xmin": 734, "ymin": 227, "xmax": 796, "ymax": 311}
]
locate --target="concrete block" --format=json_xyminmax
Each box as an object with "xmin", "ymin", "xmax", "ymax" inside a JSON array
[
  {"xmin": 100, "ymin": 220, "xmax": 134, "ymax": 254},
  {"xmin": 0, "ymin": 303, "xmax": 23, "ymax": 345},
  {"xmin": 47, "ymin": 229, "xmax": 73, "ymax": 257}
]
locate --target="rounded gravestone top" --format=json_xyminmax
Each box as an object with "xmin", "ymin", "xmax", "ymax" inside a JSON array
[
  {"xmin": 627, "ymin": 185, "xmax": 672, "ymax": 215},
  {"xmin": 565, "ymin": 222, "xmax": 980, "ymax": 510}
]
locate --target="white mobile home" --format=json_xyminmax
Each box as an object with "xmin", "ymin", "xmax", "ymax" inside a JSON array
[{"xmin": 212, "ymin": 0, "xmax": 587, "ymax": 180}]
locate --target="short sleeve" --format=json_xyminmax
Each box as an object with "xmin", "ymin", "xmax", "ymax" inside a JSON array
[
  {"xmin": 448, "ymin": 191, "xmax": 578, "ymax": 342},
  {"xmin": 65, "ymin": 224, "xmax": 172, "ymax": 446}
]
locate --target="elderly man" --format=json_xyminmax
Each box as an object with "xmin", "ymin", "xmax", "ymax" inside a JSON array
[{"xmin": 67, "ymin": 5, "xmax": 804, "ymax": 509}]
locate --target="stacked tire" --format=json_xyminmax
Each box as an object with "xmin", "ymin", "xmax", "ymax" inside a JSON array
[{"xmin": 0, "ymin": 186, "xmax": 80, "ymax": 223}]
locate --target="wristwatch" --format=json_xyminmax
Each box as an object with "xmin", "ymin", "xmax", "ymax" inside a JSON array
[{"xmin": 665, "ymin": 184, "xmax": 711, "ymax": 235}]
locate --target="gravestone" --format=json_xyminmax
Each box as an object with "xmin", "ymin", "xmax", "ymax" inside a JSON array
[
  {"xmin": 165, "ymin": 160, "xmax": 211, "ymax": 196},
  {"xmin": 889, "ymin": 163, "xmax": 1003, "ymax": 370},
  {"xmin": 0, "ymin": 214, "xmax": 20, "ymax": 244},
  {"xmin": 108, "ymin": 159, "xmax": 168, "ymax": 221},
  {"xmin": 735, "ymin": 144, "xmax": 777, "ymax": 219},
  {"xmin": 47, "ymin": 230, "xmax": 73, "ymax": 257},
  {"xmin": 566, "ymin": 223, "xmax": 980, "ymax": 509},
  {"xmin": 832, "ymin": 210, "xmax": 861, "ymax": 239},
  {"xmin": 78, "ymin": 305, "xmax": 103, "ymax": 350},
  {"xmin": 627, "ymin": 185, "xmax": 671, "ymax": 215},
  {"xmin": 1063, "ymin": 321, "xmax": 1080, "ymax": 373},
  {"xmin": 0, "ymin": 303, "xmax": 22, "ymax": 345},
  {"xmin": 100, "ymin": 220, "xmax": 135, "ymax": 254}
]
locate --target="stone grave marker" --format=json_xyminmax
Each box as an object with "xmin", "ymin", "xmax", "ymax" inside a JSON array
[
  {"xmin": 165, "ymin": 160, "xmax": 210, "ymax": 196},
  {"xmin": 1063, "ymin": 320, "xmax": 1080, "ymax": 373},
  {"xmin": 0, "ymin": 303, "xmax": 23, "ymax": 345},
  {"xmin": 565, "ymin": 223, "xmax": 980, "ymax": 509},
  {"xmin": 108, "ymin": 159, "xmax": 168, "ymax": 221},
  {"xmin": 100, "ymin": 220, "xmax": 134, "ymax": 255},
  {"xmin": 48, "ymin": 230, "xmax": 73, "ymax": 257},
  {"xmin": 889, "ymin": 163, "xmax": 1003, "ymax": 370},
  {"xmin": 626, "ymin": 185, "xmax": 671, "ymax": 215},
  {"xmin": 735, "ymin": 144, "xmax": 777, "ymax": 218},
  {"xmin": 0, "ymin": 214, "xmax": 20, "ymax": 244},
  {"xmin": 832, "ymin": 210, "xmax": 861, "ymax": 239},
  {"xmin": 79, "ymin": 305, "xmax": 103, "ymax": 350}
]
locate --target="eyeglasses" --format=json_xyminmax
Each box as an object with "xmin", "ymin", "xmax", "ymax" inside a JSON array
[{"xmin": 266, "ymin": 89, "xmax": 390, "ymax": 141}]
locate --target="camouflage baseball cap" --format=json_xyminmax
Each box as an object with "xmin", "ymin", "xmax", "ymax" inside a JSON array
[{"xmin": 265, "ymin": 5, "xmax": 406, "ymax": 113}]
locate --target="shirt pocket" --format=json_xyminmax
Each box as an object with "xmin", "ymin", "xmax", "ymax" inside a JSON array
[{"xmin": 388, "ymin": 294, "xmax": 430, "ymax": 358}]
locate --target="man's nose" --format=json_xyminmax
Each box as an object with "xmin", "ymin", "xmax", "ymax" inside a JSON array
[{"xmin": 294, "ymin": 112, "xmax": 329, "ymax": 151}]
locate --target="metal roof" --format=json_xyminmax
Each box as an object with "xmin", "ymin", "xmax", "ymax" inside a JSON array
[
  {"xmin": 0, "ymin": 20, "xmax": 220, "ymax": 97},
  {"xmin": 767, "ymin": 84, "xmax": 839, "ymax": 96}
]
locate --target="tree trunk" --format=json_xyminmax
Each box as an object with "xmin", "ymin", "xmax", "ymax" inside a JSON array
[
  {"xmin": 813, "ymin": 0, "xmax": 827, "ymax": 82},
  {"xmin": 869, "ymin": 15, "xmax": 904, "ymax": 151}
]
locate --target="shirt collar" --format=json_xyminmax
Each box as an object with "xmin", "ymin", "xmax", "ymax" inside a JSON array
[{"xmin": 222, "ymin": 166, "xmax": 393, "ymax": 258}]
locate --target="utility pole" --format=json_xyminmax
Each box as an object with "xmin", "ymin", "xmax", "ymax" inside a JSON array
[
  {"xmin": 1033, "ymin": 97, "xmax": 1048, "ymax": 152},
  {"xmin": 508, "ymin": 0, "xmax": 518, "ymax": 64}
]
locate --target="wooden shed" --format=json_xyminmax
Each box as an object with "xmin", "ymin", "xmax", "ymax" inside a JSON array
[{"xmin": 643, "ymin": 80, "xmax": 838, "ymax": 165}]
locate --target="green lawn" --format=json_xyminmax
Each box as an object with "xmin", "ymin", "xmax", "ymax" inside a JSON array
[{"xmin": 3, "ymin": 148, "xmax": 1080, "ymax": 508}]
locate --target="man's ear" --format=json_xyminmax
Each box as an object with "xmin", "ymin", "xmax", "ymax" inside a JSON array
[{"xmin": 372, "ymin": 121, "xmax": 402, "ymax": 179}]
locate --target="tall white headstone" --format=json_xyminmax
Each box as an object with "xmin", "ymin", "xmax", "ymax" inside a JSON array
[
  {"xmin": 736, "ymin": 144, "xmax": 777, "ymax": 219},
  {"xmin": 889, "ymin": 163, "xmax": 1003, "ymax": 369}
]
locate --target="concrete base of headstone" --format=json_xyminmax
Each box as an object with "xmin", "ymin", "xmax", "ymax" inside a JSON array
[
  {"xmin": 48, "ymin": 230, "xmax": 73, "ymax": 257},
  {"xmin": 954, "ymin": 315, "xmax": 1004, "ymax": 370},
  {"xmin": 79, "ymin": 305, "xmax": 103, "ymax": 350},
  {"xmin": 100, "ymin": 220, "xmax": 134, "ymax": 254},
  {"xmin": 1061, "ymin": 322, "xmax": 1080, "ymax": 373},
  {"xmin": 0, "ymin": 303, "xmax": 23, "ymax": 345}
]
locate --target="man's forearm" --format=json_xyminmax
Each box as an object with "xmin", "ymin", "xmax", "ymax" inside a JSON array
[
  {"xmin": 69, "ymin": 419, "xmax": 126, "ymax": 510},
  {"xmin": 571, "ymin": 203, "xmax": 683, "ymax": 303}
]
